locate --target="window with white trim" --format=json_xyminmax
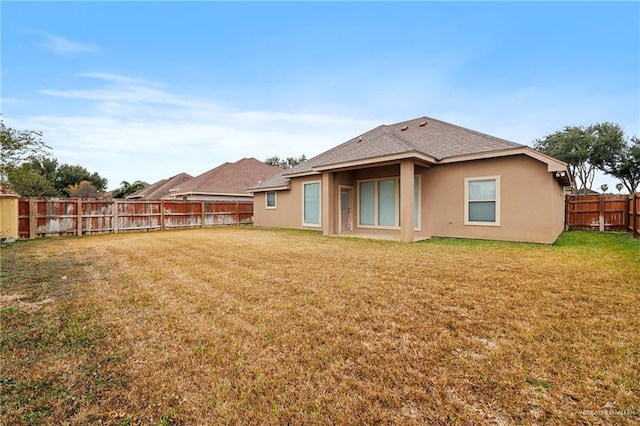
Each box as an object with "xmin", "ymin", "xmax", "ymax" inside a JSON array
[
  {"xmin": 302, "ymin": 181, "xmax": 321, "ymax": 226},
  {"xmin": 358, "ymin": 176, "xmax": 420, "ymax": 229},
  {"xmin": 464, "ymin": 176, "xmax": 500, "ymax": 226},
  {"xmin": 266, "ymin": 191, "xmax": 277, "ymax": 209}
]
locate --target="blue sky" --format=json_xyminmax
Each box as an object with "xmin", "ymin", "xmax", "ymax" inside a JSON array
[{"xmin": 2, "ymin": 1, "xmax": 638, "ymax": 191}]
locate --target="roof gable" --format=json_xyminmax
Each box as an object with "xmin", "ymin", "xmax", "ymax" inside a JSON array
[
  {"xmin": 250, "ymin": 116, "xmax": 569, "ymax": 191},
  {"xmin": 127, "ymin": 172, "xmax": 193, "ymax": 200},
  {"xmin": 170, "ymin": 158, "xmax": 283, "ymax": 196}
]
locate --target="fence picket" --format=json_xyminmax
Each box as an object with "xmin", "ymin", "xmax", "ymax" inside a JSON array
[
  {"xmin": 566, "ymin": 193, "xmax": 640, "ymax": 237},
  {"xmin": 17, "ymin": 198, "xmax": 253, "ymax": 239}
]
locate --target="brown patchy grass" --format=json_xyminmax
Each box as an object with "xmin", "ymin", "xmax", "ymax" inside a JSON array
[{"xmin": 1, "ymin": 228, "xmax": 639, "ymax": 425}]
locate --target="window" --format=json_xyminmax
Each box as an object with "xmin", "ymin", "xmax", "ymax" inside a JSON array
[
  {"xmin": 359, "ymin": 181, "xmax": 375, "ymax": 226},
  {"xmin": 378, "ymin": 179, "xmax": 397, "ymax": 226},
  {"xmin": 266, "ymin": 191, "xmax": 277, "ymax": 209},
  {"xmin": 465, "ymin": 176, "xmax": 500, "ymax": 226},
  {"xmin": 358, "ymin": 176, "xmax": 420, "ymax": 229},
  {"xmin": 303, "ymin": 181, "xmax": 321, "ymax": 226},
  {"xmin": 413, "ymin": 176, "xmax": 420, "ymax": 228}
]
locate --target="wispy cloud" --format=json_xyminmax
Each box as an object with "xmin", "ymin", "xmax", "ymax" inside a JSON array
[
  {"xmin": 40, "ymin": 32, "xmax": 100, "ymax": 56},
  {"xmin": 12, "ymin": 71, "xmax": 638, "ymax": 190},
  {"xmin": 17, "ymin": 73, "xmax": 377, "ymax": 187}
]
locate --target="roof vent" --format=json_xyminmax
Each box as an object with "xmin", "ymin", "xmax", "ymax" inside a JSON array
[
  {"xmin": 400, "ymin": 126, "xmax": 409, "ymax": 131},
  {"xmin": 419, "ymin": 121, "xmax": 427, "ymax": 127},
  {"xmin": 358, "ymin": 136, "xmax": 362, "ymax": 142}
]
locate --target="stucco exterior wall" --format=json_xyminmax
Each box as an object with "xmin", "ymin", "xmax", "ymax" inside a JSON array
[
  {"xmin": 253, "ymin": 175, "xmax": 322, "ymax": 230},
  {"xmin": 253, "ymin": 154, "xmax": 565, "ymax": 244},
  {"xmin": 422, "ymin": 155, "xmax": 564, "ymax": 243}
]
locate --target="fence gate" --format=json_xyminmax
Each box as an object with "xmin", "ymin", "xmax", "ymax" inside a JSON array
[{"xmin": 565, "ymin": 193, "xmax": 639, "ymax": 238}]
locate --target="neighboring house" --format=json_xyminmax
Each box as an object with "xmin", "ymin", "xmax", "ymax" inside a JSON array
[
  {"xmin": 167, "ymin": 158, "xmax": 283, "ymax": 201},
  {"xmin": 126, "ymin": 173, "xmax": 193, "ymax": 200},
  {"xmin": 249, "ymin": 116, "xmax": 572, "ymax": 244}
]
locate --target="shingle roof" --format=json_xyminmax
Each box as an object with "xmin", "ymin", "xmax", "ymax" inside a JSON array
[
  {"xmin": 251, "ymin": 116, "xmax": 524, "ymax": 190},
  {"xmin": 126, "ymin": 172, "xmax": 193, "ymax": 200},
  {"xmin": 0, "ymin": 183, "xmax": 20, "ymax": 197},
  {"xmin": 169, "ymin": 158, "xmax": 283, "ymax": 196}
]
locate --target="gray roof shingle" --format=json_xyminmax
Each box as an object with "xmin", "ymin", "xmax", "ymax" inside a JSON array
[
  {"xmin": 250, "ymin": 116, "xmax": 524, "ymax": 191},
  {"xmin": 170, "ymin": 157, "xmax": 283, "ymax": 196},
  {"xmin": 126, "ymin": 172, "xmax": 193, "ymax": 200}
]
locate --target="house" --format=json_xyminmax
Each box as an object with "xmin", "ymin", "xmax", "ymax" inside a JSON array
[
  {"xmin": 126, "ymin": 172, "xmax": 193, "ymax": 200},
  {"xmin": 249, "ymin": 116, "xmax": 571, "ymax": 244},
  {"xmin": 167, "ymin": 158, "xmax": 283, "ymax": 201}
]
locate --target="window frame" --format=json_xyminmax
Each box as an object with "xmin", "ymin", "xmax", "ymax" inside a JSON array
[
  {"xmin": 464, "ymin": 176, "xmax": 501, "ymax": 226},
  {"xmin": 302, "ymin": 180, "xmax": 321, "ymax": 227},
  {"xmin": 357, "ymin": 175, "xmax": 421, "ymax": 230},
  {"xmin": 265, "ymin": 191, "xmax": 277, "ymax": 209}
]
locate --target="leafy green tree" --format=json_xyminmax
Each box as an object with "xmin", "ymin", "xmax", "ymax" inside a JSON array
[
  {"xmin": 1, "ymin": 120, "xmax": 51, "ymax": 181},
  {"xmin": 55, "ymin": 164, "xmax": 108, "ymax": 193},
  {"xmin": 616, "ymin": 183, "xmax": 624, "ymax": 193},
  {"xmin": 600, "ymin": 136, "xmax": 640, "ymax": 194},
  {"xmin": 265, "ymin": 155, "xmax": 307, "ymax": 169},
  {"xmin": 534, "ymin": 123, "xmax": 625, "ymax": 193},
  {"xmin": 600, "ymin": 184, "xmax": 608, "ymax": 194},
  {"xmin": 112, "ymin": 180, "xmax": 147, "ymax": 198},
  {"xmin": 28, "ymin": 157, "xmax": 59, "ymax": 184},
  {"xmin": 6, "ymin": 165, "xmax": 59, "ymax": 197}
]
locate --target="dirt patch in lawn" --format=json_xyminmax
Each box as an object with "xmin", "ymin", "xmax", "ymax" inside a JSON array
[{"xmin": 1, "ymin": 228, "xmax": 639, "ymax": 424}]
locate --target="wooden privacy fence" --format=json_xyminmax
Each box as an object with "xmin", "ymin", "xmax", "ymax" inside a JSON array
[
  {"xmin": 18, "ymin": 199, "xmax": 253, "ymax": 239},
  {"xmin": 565, "ymin": 193, "xmax": 639, "ymax": 237}
]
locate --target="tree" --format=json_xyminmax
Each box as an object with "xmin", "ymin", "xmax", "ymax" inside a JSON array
[
  {"xmin": 265, "ymin": 155, "xmax": 307, "ymax": 169},
  {"xmin": 112, "ymin": 180, "xmax": 147, "ymax": 198},
  {"xmin": 534, "ymin": 123, "xmax": 625, "ymax": 193},
  {"xmin": 600, "ymin": 184, "xmax": 608, "ymax": 194},
  {"xmin": 65, "ymin": 180, "xmax": 101, "ymax": 198},
  {"xmin": 5, "ymin": 157, "xmax": 61, "ymax": 197},
  {"xmin": 616, "ymin": 183, "xmax": 624, "ymax": 193},
  {"xmin": 27, "ymin": 157, "xmax": 59, "ymax": 187},
  {"xmin": 600, "ymin": 136, "xmax": 640, "ymax": 194},
  {"xmin": 55, "ymin": 164, "xmax": 108, "ymax": 193},
  {"xmin": 1, "ymin": 120, "xmax": 51, "ymax": 181},
  {"xmin": 5, "ymin": 165, "xmax": 59, "ymax": 197}
]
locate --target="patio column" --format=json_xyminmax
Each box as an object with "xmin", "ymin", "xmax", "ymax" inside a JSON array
[
  {"xmin": 322, "ymin": 171, "xmax": 336, "ymax": 235},
  {"xmin": 400, "ymin": 159, "xmax": 415, "ymax": 242}
]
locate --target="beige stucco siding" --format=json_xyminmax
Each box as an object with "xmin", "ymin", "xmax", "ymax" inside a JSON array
[
  {"xmin": 423, "ymin": 155, "xmax": 564, "ymax": 243},
  {"xmin": 253, "ymin": 154, "xmax": 565, "ymax": 243},
  {"xmin": 253, "ymin": 175, "xmax": 322, "ymax": 230}
]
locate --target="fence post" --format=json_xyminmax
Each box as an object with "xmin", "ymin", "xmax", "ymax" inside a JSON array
[
  {"xmin": 161, "ymin": 200, "xmax": 165, "ymax": 231},
  {"xmin": 77, "ymin": 199, "xmax": 83, "ymax": 236},
  {"xmin": 598, "ymin": 195, "xmax": 605, "ymax": 232},
  {"xmin": 235, "ymin": 202, "xmax": 240, "ymax": 225},
  {"xmin": 624, "ymin": 195, "xmax": 629, "ymax": 232},
  {"xmin": 201, "ymin": 201, "xmax": 205, "ymax": 228},
  {"xmin": 113, "ymin": 200, "xmax": 119, "ymax": 233},
  {"xmin": 28, "ymin": 198, "xmax": 36, "ymax": 239},
  {"xmin": 633, "ymin": 193, "xmax": 638, "ymax": 238}
]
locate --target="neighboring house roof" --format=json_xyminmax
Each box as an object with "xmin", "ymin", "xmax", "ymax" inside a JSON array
[
  {"xmin": 169, "ymin": 158, "xmax": 283, "ymax": 197},
  {"xmin": 126, "ymin": 172, "xmax": 193, "ymax": 200},
  {"xmin": 0, "ymin": 183, "xmax": 20, "ymax": 198},
  {"xmin": 250, "ymin": 116, "xmax": 570, "ymax": 191}
]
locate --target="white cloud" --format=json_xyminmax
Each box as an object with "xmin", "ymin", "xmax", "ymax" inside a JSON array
[
  {"xmin": 40, "ymin": 32, "xmax": 100, "ymax": 56},
  {"xmin": 11, "ymin": 73, "xmax": 377, "ymax": 188},
  {"xmin": 9, "ymin": 71, "xmax": 638, "ymax": 192}
]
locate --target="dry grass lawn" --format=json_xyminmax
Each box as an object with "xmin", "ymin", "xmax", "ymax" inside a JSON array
[{"xmin": 1, "ymin": 227, "xmax": 639, "ymax": 425}]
